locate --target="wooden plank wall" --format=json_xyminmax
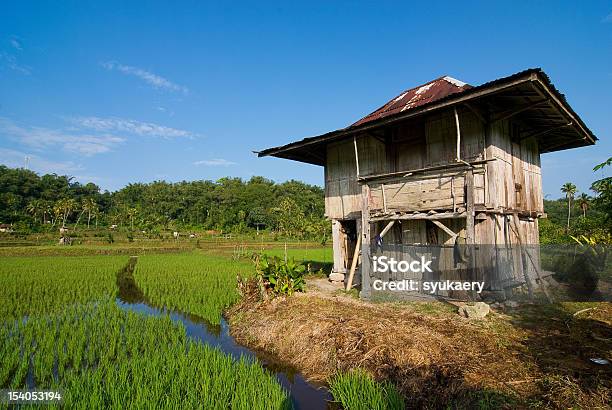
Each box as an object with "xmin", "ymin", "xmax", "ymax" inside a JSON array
[
  {"xmin": 369, "ymin": 172, "xmax": 465, "ymax": 212},
  {"xmin": 485, "ymin": 120, "xmax": 543, "ymax": 213},
  {"xmin": 325, "ymin": 136, "xmax": 386, "ymax": 219},
  {"xmin": 485, "ymin": 120, "xmax": 515, "ymax": 210},
  {"xmin": 425, "ymin": 108, "xmax": 485, "ymax": 165},
  {"xmin": 512, "ymin": 137, "xmax": 543, "ymax": 213},
  {"xmin": 367, "ymin": 166, "xmax": 485, "ymax": 213}
]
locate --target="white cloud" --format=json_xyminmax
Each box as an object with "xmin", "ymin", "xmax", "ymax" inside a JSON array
[
  {"xmin": 9, "ymin": 36, "xmax": 22, "ymax": 51},
  {"xmin": 102, "ymin": 61, "xmax": 188, "ymax": 93},
  {"xmin": 0, "ymin": 52, "xmax": 31, "ymax": 75},
  {"xmin": 603, "ymin": 12, "xmax": 612, "ymax": 23},
  {"xmin": 0, "ymin": 147, "xmax": 82, "ymax": 174},
  {"xmin": 69, "ymin": 116, "xmax": 196, "ymax": 139},
  {"xmin": 0, "ymin": 117, "xmax": 124, "ymax": 156},
  {"xmin": 194, "ymin": 158, "xmax": 237, "ymax": 166}
]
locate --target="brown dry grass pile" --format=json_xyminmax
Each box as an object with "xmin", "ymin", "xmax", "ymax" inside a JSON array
[{"xmin": 228, "ymin": 285, "xmax": 611, "ymax": 408}]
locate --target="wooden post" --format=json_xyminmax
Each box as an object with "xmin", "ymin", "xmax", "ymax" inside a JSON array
[
  {"xmin": 454, "ymin": 107, "xmax": 461, "ymax": 161},
  {"xmin": 360, "ymin": 184, "xmax": 372, "ymax": 298},
  {"xmin": 432, "ymin": 220, "xmax": 457, "ymax": 239},
  {"xmin": 381, "ymin": 184, "xmax": 387, "ymax": 213},
  {"xmin": 466, "ymin": 170, "xmax": 475, "ymax": 244},
  {"xmin": 331, "ymin": 219, "xmax": 346, "ymax": 273},
  {"xmin": 345, "ymin": 234, "xmax": 362, "ymax": 291},
  {"xmin": 379, "ymin": 220, "xmax": 395, "ymax": 239},
  {"xmin": 465, "ymin": 169, "xmax": 476, "ymax": 293},
  {"xmin": 353, "ymin": 135, "xmax": 360, "ymax": 178},
  {"xmin": 510, "ymin": 214, "xmax": 551, "ymax": 302}
]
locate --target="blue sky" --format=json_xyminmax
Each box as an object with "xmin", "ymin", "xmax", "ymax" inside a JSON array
[{"xmin": 0, "ymin": 1, "xmax": 610, "ymax": 198}]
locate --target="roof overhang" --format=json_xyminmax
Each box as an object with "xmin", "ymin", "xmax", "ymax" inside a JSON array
[{"xmin": 257, "ymin": 69, "xmax": 597, "ymax": 166}]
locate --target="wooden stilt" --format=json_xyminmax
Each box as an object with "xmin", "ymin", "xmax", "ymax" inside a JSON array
[
  {"xmin": 345, "ymin": 234, "xmax": 362, "ymax": 291},
  {"xmin": 360, "ymin": 185, "xmax": 372, "ymax": 298}
]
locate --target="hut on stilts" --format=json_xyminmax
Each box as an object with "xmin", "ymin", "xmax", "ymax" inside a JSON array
[{"xmin": 258, "ymin": 69, "xmax": 596, "ymax": 300}]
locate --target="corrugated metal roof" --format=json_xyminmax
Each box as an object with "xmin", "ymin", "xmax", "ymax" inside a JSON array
[
  {"xmin": 257, "ymin": 68, "xmax": 597, "ymax": 165},
  {"xmin": 351, "ymin": 76, "xmax": 472, "ymax": 127}
]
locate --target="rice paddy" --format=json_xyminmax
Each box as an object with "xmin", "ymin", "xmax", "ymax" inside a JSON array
[
  {"xmin": 0, "ymin": 253, "xmax": 294, "ymax": 408},
  {"xmin": 0, "ymin": 255, "xmax": 125, "ymax": 320},
  {"xmin": 0, "ymin": 248, "xmax": 359, "ymax": 408},
  {"xmin": 134, "ymin": 254, "xmax": 253, "ymax": 324},
  {"xmin": 1, "ymin": 299, "xmax": 289, "ymax": 409}
]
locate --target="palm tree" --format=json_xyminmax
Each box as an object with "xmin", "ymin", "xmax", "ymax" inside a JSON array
[
  {"xmin": 92, "ymin": 208, "xmax": 101, "ymax": 228},
  {"xmin": 126, "ymin": 208, "xmax": 138, "ymax": 231},
  {"xmin": 81, "ymin": 198, "xmax": 98, "ymax": 228},
  {"xmin": 561, "ymin": 182, "xmax": 577, "ymax": 232},
  {"xmin": 577, "ymin": 193, "xmax": 590, "ymax": 218},
  {"xmin": 42, "ymin": 200, "xmax": 53, "ymax": 225},
  {"xmin": 56, "ymin": 198, "xmax": 77, "ymax": 228},
  {"xmin": 26, "ymin": 200, "xmax": 42, "ymax": 223}
]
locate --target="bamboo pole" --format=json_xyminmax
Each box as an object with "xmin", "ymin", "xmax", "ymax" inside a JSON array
[
  {"xmin": 345, "ymin": 234, "xmax": 362, "ymax": 291},
  {"xmin": 510, "ymin": 214, "xmax": 552, "ymax": 302}
]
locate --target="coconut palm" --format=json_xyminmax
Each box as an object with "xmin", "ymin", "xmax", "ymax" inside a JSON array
[
  {"xmin": 55, "ymin": 198, "xmax": 77, "ymax": 228},
  {"xmin": 577, "ymin": 193, "xmax": 590, "ymax": 218},
  {"xmin": 561, "ymin": 182, "xmax": 577, "ymax": 232},
  {"xmin": 42, "ymin": 200, "xmax": 53, "ymax": 225},
  {"xmin": 82, "ymin": 198, "xmax": 98, "ymax": 228},
  {"xmin": 126, "ymin": 207, "xmax": 138, "ymax": 230},
  {"xmin": 92, "ymin": 208, "xmax": 101, "ymax": 228},
  {"xmin": 26, "ymin": 199, "xmax": 43, "ymax": 223}
]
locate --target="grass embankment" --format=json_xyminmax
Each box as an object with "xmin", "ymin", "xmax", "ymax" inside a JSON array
[
  {"xmin": 0, "ymin": 254, "xmax": 290, "ymax": 409},
  {"xmin": 229, "ymin": 292, "xmax": 612, "ymax": 408}
]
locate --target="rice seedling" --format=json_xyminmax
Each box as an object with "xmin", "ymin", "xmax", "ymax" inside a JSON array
[
  {"xmin": 329, "ymin": 369, "xmax": 405, "ymax": 410},
  {"xmin": 1, "ymin": 299, "xmax": 290, "ymax": 409},
  {"xmin": 134, "ymin": 254, "xmax": 253, "ymax": 324},
  {"xmin": 0, "ymin": 256, "xmax": 125, "ymax": 320}
]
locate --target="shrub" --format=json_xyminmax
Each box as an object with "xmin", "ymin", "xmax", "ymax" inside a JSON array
[{"xmin": 254, "ymin": 255, "xmax": 306, "ymax": 296}]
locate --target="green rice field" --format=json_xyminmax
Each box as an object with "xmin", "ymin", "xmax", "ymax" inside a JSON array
[
  {"xmin": 0, "ymin": 251, "xmax": 293, "ymax": 408},
  {"xmin": 134, "ymin": 254, "xmax": 253, "ymax": 324},
  {"xmin": 1, "ymin": 299, "xmax": 289, "ymax": 409},
  {"xmin": 0, "ymin": 256, "xmax": 125, "ymax": 320}
]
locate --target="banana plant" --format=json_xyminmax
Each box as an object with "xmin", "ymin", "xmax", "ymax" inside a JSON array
[{"xmin": 255, "ymin": 255, "xmax": 306, "ymax": 296}]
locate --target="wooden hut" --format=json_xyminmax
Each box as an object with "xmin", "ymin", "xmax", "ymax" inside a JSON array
[{"xmin": 258, "ymin": 69, "xmax": 596, "ymax": 299}]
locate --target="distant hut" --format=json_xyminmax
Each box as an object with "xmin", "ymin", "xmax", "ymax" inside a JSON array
[{"xmin": 258, "ymin": 69, "xmax": 596, "ymax": 299}]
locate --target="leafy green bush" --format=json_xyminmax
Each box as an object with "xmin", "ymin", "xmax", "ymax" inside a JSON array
[
  {"xmin": 255, "ymin": 255, "xmax": 306, "ymax": 296},
  {"xmin": 330, "ymin": 369, "xmax": 405, "ymax": 410}
]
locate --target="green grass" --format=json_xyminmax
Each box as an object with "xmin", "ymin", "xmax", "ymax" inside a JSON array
[
  {"xmin": 1, "ymin": 299, "xmax": 289, "ymax": 409},
  {"xmin": 329, "ymin": 369, "xmax": 404, "ymax": 410},
  {"xmin": 263, "ymin": 247, "xmax": 332, "ymax": 264},
  {"xmin": 0, "ymin": 255, "xmax": 125, "ymax": 320},
  {"xmin": 134, "ymin": 254, "xmax": 254, "ymax": 324}
]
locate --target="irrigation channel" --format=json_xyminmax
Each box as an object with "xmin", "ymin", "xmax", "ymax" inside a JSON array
[{"xmin": 116, "ymin": 257, "xmax": 332, "ymax": 409}]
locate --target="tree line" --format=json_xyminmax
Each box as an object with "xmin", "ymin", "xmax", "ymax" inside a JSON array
[
  {"xmin": 539, "ymin": 158, "xmax": 612, "ymax": 244},
  {"xmin": 2, "ymin": 157, "xmax": 610, "ymax": 244},
  {"xmin": 0, "ymin": 166, "xmax": 328, "ymax": 239}
]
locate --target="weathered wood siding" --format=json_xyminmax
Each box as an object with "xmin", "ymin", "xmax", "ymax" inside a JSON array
[
  {"xmin": 485, "ymin": 120, "xmax": 543, "ymax": 213},
  {"xmin": 325, "ymin": 136, "xmax": 386, "ymax": 219}
]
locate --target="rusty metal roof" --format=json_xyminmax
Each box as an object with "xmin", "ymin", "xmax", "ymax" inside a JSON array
[
  {"xmin": 351, "ymin": 76, "xmax": 472, "ymax": 127},
  {"xmin": 257, "ymin": 68, "xmax": 597, "ymax": 166}
]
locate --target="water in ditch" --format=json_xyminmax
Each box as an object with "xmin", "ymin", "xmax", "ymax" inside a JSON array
[{"xmin": 116, "ymin": 257, "xmax": 332, "ymax": 410}]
